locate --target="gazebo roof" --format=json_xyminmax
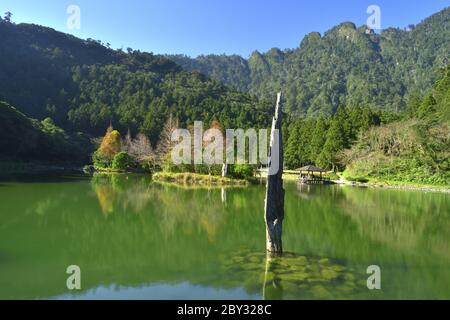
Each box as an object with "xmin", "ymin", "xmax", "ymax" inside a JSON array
[{"xmin": 295, "ymin": 165, "xmax": 326, "ymax": 172}]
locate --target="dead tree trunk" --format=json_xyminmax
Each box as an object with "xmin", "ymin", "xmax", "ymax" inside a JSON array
[
  {"xmin": 264, "ymin": 92, "xmax": 285, "ymax": 255},
  {"xmin": 221, "ymin": 163, "xmax": 228, "ymax": 177}
]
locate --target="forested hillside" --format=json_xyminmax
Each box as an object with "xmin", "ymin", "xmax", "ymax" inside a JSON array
[
  {"xmin": 0, "ymin": 8, "xmax": 448, "ymax": 181},
  {"xmin": 0, "ymin": 101, "xmax": 92, "ymax": 163},
  {"xmin": 341, "ymin": 65, "xmax": 450, "ymax": 185},
  {"xmin": 284, "ymin": 65, "xmax": 449, "ymax": 185},
  {"xmin": 0, "ymin": 16, "xmax": 273, "ymax": 147},
  {"xmin": 169, "ymin": 7, "xmax": 450, "ymax": 116}
]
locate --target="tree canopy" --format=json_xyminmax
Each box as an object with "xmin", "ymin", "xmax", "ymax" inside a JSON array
[{"xmin": 168, "ymin": 7, "xmax": 450, "ymax": 116}]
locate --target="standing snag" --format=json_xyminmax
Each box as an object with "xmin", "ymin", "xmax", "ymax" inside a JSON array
[{"xmin": 264, "ymin": 92, "xmax": 285, "ymax": 255}]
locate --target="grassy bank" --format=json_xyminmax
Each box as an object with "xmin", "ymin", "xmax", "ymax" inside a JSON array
[
  {"xmin": 339, "ymin": 171, "xmax": 450, "ymax": 193},
  {"xmin": 152, "ymin": 172, "xmax": 248, "ymax": 186},
  {"xmin": 263, "ymin": 168, "xmax": 449, "ymax": 192},
  {"xmin": 91, "ymin": 166, "xmax": 148, "ymax": 174}
]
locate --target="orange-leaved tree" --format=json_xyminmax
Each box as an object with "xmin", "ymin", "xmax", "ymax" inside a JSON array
[
  {"xmin": 99, "ymin": 125, "xmax": 122, "ymax": 160},
  {"xmin": 93, "ymin": 125, "xmax": 123, "ymax": 168}
]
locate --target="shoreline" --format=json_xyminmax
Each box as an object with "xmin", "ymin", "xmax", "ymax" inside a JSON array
[
  {"xmin": 276, "ymin": 172, "xmax": 450, "ymax": 194},
  {"xmin": 2, "ymin": 162, "xmax": 448, "ymax": 193},
  {"xmin": 152, "ymin": 172, "xmax": 249, "ymax": 186},
  {"xmin": 332, "ymin": 179, "xmax": 450, "ymax": 194}
]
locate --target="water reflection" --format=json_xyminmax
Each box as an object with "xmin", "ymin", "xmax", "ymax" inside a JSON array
[
  {"xmin": 54, "ymin": 282, "xmax": 259, "ymax": 300},
  {"xmin": 92, "ymin": 174, "xmax": 154, "ymax": 215},
  {"xmin": 0, "ymin": 174, "xmax": 448, "ymax": 299},
  {"xmin": 338, "ymin": 186, "xmax": 450, "ymax": 258}
]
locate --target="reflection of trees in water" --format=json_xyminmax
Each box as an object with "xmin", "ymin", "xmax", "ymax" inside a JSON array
[
  {"xmin": 44, "ymin": 176, "xmax": 265, "ymax": 297},
  {"xmin": 3, "ymin": 177, "xmax": 449, "ymax": 299},
  {"xmin": 296, "ymin": 183, "xmax": 315, "ymax": 200},
  {"xmin": 338, "ymin": 187, "xmax": 450, "ymax": 260},
  {"xmin": 153, "ymin": 185, "xmax": 264, "ymax": 242},
  {"xmin": 221, "ymin": 188, "xmax": 226, "ymax": 203},
  {"xmin": 289, "ymin": 182, "xmax": 450, "ymax": 263},
  {"xmin": 153, "ymin": 184, "xmax": 226, "ymax": 242},
  {"xmin": 91, "ymin": 173, "xmax": 155, "ymax": 216},
  {"xmin": 295, "ymin": 183, "xmax": 344, "ymax": 200},
  {"xmin": 90, "ymin": 174, "xmax": 262, "ymax": 241}
]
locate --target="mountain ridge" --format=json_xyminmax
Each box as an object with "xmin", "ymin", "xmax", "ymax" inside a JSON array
[
  {"xmin": 0, "ymin": 16, "xmax": 272, "ymax": 144},
  {"xmin": 167, "ymin": 7, "xmax": 450, "ymax": 115}
]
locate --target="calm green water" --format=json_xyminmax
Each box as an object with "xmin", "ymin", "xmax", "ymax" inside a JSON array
[{"xmin": 0, "ymin": 174, "xmax": 449, "ymax": 300}]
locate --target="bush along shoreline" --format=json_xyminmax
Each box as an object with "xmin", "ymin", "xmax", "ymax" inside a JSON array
[
  {"xmin": 152, "ymin": 172, "xmax": 248, "ymax": 186},
  {"xmin": 88, "ymin": 117, "xmax": 261, "ymax": 185}
]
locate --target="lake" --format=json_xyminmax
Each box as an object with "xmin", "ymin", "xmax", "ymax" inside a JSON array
[{"xmin": 0, "ymin": 173, "xmax": 449, "ymax": 299}]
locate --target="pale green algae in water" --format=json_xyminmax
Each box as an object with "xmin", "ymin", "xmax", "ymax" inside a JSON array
[{"xmin": 222, "ymin": 250, "xmax": 366, "ymax": 299}]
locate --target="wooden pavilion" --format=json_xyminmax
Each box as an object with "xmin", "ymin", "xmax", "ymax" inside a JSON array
[{"xmin": 295, "ymin": 165, "xmax": 328, "ymax": 184}]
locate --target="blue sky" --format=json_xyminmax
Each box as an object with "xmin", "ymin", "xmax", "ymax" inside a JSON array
[{"xmin": 1, "ymin": 0, "xmax": 448, "ymax": 57}]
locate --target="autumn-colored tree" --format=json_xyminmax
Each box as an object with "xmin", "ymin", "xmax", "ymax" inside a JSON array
[
  {"xmin": 99, "ymin": 125, "xmax": 122, "ymax": 160},
  {"xmin": 127, "ymin": 133, "xmax": 154, "ymax": 163}
]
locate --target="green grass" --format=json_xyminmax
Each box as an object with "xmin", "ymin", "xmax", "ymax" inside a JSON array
[
  {"xmin": 152, "ymin": 172, "xmax": 248, "ymax": 186},
  {"xmin": 94, "ymin": 166, "xmax": 132, "ymax": 173},
  {"xmin": 341, "ymin": 169, "xmax": 449, "ymax": 190},
  {"xmin": 342, "ymin": 176, "xmax": 369, "ymax": 183},
  {"xmin": 92, "ymin": 165, "xmax": 148, "ymax": 174},
  {"xmin": 365, "ymin": 177, "xmax": 449, "ymax": 189},
  {"xmin": 342, "ymin": 152, "xmax": 449, "ymax": 188}
]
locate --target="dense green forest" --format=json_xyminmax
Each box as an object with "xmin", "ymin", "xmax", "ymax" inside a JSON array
[
  {"xmin": 342, "ymin": 65, "xmax": 450, "ymax": 185},
  {"xmin": 284, "ymin": 65, "xmax": 449, "ymax": 185},
  {"xmin": 0, "ymin": 101, "xmax": 92, "ymax": 164},
  {"xmin": 0, "ymin": 14, "xmax": 272, "ymax": 147},
  {"xmin": 169, "ymin": 7, "xmax": 450, "ymax": 116},
  {"xmin": 0, "ymin": 13, "xmax": 273, "ymax": 166}
]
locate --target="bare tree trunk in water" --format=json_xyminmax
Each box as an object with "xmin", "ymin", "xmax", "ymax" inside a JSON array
[{"xmin": 264, "ymin": 92, "xmax": 284, "ymax": 256}]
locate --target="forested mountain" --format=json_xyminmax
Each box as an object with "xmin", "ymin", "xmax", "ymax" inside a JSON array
[
  {"xmin": 0, "ymin": 16, "xmax": 273, "ymax": 147},
  {"xmin": 283, "ymin": 63, "xmax": 449, "ymax": 185},
  {"xmin": 342, "ymin": 64, "xmax": 450, "ymax": 185},
  {"xmin": 0, "ymin": 101, "xmax": 92, "ymax": 163},
  {"xmin": 0, "ymin": 8, "xmax": 448, "ymax": 176},
  {"xmin": 168, "ymin": 7, "xmax": 450, "ymax": 116}
]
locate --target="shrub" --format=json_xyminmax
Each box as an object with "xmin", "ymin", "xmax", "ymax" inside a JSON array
[
  {"xmin": 325, "ymin": 171, "xmax": 340, "ymax": 180},
  {"xmin": 345, "ymin": 176, "xmax": 369, "ymax": 183},
  {"xmin": 140, "ymin": 158, "xmax": 156, "ymax": 172},
  {"xmin": 92, "ymin": 149, "xmax": 111, "ymax": 169},
  {"xmin": 229, "ymin": 164, "xmax": 255, "ymax": 180},
  {"xmin": 112, "ymin": 151, "xmax": 135, "ymax": 170}
]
